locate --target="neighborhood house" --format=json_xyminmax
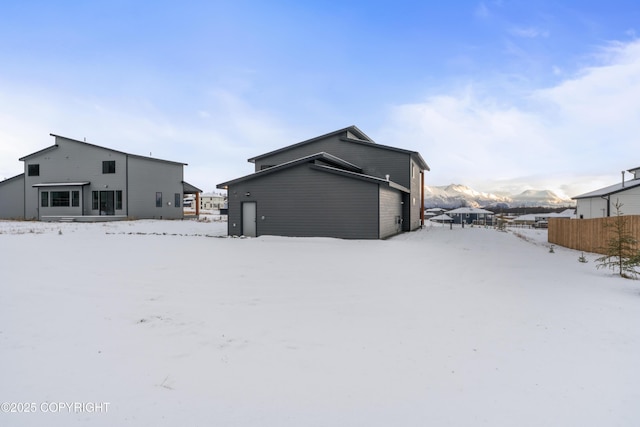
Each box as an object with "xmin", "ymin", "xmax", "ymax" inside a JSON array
[
  {"xmin": 0, "ymin": 134, "xmax": 201, "ymax": 221},
  {"xmin": 217, "ymin": 126, "xmax": 429, "ymax": 239},
  {"xmin": 573, "ymin": 166, "xmax": 640, "ymax": 218}
]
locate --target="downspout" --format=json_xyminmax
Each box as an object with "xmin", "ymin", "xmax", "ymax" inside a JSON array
[
  {"xmin": 23, "ymin": 170, "xmax": 26, "ymax": 219},
  {"xmin": 600, "ymin": 195, "xmax": 610, "ymax": 217},
  {"xmin": 196, "ymin": 192, "xmax": 200, "ymax": 217},
  {"xmin": 420, "ymin": 170, "xmax": 425, "ymax": 228},
  {"xmin": 126, "ymin": 155, "xmax": 129, "ymax": 217}
]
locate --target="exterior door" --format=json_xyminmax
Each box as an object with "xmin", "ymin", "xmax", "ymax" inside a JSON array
[
  {"xmin": 242, "ymin": 202, "xmax": 257, "ymax": 237},
  {"xmin": 100, "ymin": 191, "xmax": 115, "ymax": 215}
]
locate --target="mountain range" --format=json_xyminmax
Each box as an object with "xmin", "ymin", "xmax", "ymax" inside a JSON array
[{"xmin": 424, "ymin": 184, "xmax": 574, "ymax": 209}]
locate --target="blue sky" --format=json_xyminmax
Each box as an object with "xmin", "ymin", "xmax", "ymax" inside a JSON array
[{"xmin": 1, "ymin": 1, "xmax": 640, "ymax": 199}]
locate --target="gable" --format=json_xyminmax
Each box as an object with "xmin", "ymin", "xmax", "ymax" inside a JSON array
[
  {"xmin": 247, "ymin": 125, "xmax": 428, "ymax": 171},
  {"xmin": 247, "ymin": 126, "xmax": 374, "ymax": 163},
  {"xmin": 20, "ymin": 134, "xmax": 187, "ymax": 167}
]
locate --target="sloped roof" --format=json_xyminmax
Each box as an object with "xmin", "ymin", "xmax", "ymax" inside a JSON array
[
  {"xmin": 217, "ymin": 151, "xmax": 408, "ymax": 193},
  {"xmin": 429, "ymin": 214, "xmax": 453, "ymax": 222},
  {"xmin": 572, "ymin": 179, "xmax": 640, "ymax": 199},
  {"xmin": 247, "ymin": 125, "xmax": 430, "ymax": 171},
  {"xmin": 183, "ymin": 181, "xmax": 203, "ymax": 193},
  {"xmin": 0, "ymin": 173, "xmax": 24, "ymax": 186},
  {"xmin": 19, "ymin": 134, "xmax": 187, "ymax": 166},
  {"xmin": 447, "ymin": 207, "xmax": 494, "ymax": 214}
]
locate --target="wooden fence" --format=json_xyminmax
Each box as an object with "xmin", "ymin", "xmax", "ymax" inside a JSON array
[{"xmin": 548, "ymin": 216, "xmax": 640, "ymax": 254}]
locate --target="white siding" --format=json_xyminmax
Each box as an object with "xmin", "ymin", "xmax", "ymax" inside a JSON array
[
  {"xmin": 611, "ymin": 186, "xmax": 640, "ymax": 215},
  {"xmin": 577, "ymin": 186, "xmax": 640, "ymax": 218}
]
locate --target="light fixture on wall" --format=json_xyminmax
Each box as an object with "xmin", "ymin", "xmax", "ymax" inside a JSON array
[{"xmin": 245, "ymin": 192, "xmax": 251, "ymax": 197}]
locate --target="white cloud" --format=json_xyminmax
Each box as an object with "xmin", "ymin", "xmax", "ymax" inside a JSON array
[
  {"xmin": 0, "ymin": 82, "xmax": 291, "ymax": 193},
  {"xmin": 509, "ymin": 26, "xmax": 550, "ymax": 38},
  {"xmin": 382, "ymin": 39, "xmax": 640, "ymax": 198},
  {"xmin": 475, "ymin": 2, "xmax": 490, "ymax": 19}
]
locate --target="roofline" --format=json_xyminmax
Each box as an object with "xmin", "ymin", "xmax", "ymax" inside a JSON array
[
  {"xmin": 35, "ymin": 134, "xmax": 189, "ymax": 166},
  {"xmin": 572, "ymin": 179, "xmax": 640, "ymax": 199},
  {"xmin": 182, "ymin": 181, "xmax": 203, "ymax": 193},
  {"xmin": 217, "ymin": 152, "xmax": 362, "ymax": 189},
  {"xmin": 18, "ymin": 145, "xmax": 59, "ymax": 161},
  {"xmin": 247, "ymin": 126, "xmax": 374, "ymax": 163},
  {"xmin": 246, "ymin": 125, "xmax": 430, "ymax": 171},
  {"xmin": 0, "ymin": 173, "xmax": 25, "ymax": 185}
]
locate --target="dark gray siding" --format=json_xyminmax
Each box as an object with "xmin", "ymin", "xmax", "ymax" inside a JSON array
[
  {"xmin": 227, "ymin": 164, "xmax": 380, "ymax": 239},
  {"xmin": 408, "ymin": 160, "xmax": 423, "ymax": 230},
  {"xmin": 379, "ymin": 186, "xmax": 402, "ymax": 239},
  {"xmin": 254, "ymin": 135, "xmax": 413, "ymax": 188},
  {"xmin": 0, "ymin": 175, "xmax": 25, "ymax": 219},
  {"xmin": 253, "ymin": 133, "xmax": 425, "ymax": 231}
]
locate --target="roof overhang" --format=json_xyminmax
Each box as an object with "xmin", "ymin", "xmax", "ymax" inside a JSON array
[
  {"xmin": 217, "ymin": 152, "xmax": 362, "ymax": 189},
  {"xmin": 32, "ymin": 182, "xmax": 90, "ymax": 187},
  {"xmin": 572, "ymin": 179, "xmax": 640, "ymax": 199},
  {"xmin": 183, "ymin": 181, "xmax": 203, "ymax": 193},
  {"xmin": 311, "ymin": 164, "xmax": 411, "ymax": 193}
]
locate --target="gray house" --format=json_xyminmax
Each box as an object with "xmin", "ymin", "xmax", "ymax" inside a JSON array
[
  {"xmin": 573, "ymin": 166, "xmax": 640, "ymax": 219},
  {"xmin": 217, "ymin": 126, "xmax": 429, "ymax": 239},
  {"xmin": 0, "ymin": 134, "xmax": 201, "ymax": 221},
  {"xmin": 446, "ymin": 207, "xmax": 494, "ymax": 225}
]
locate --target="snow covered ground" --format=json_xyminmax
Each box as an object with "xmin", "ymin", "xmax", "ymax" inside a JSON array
[{"xmin": 1, "ymin": 219, "xmax": 639, "ymax": 426}]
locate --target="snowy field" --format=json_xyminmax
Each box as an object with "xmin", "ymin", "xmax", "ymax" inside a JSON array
[{"xmin": 1, "ymin": 218, "xmax": 639, "ymax": 426}]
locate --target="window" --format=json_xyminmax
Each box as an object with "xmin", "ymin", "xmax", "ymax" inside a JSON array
[
  {"xmin": 28, "ymin": 164, "xmax": 40, "ymax": 176},
  {"xmin": 174, "ymin": 193, "xmax": 181, "ymax": 208},
  {"xmin": 116, "ymin": 191, "xmax": 122, "ymax": 210},
  {"xmin": 92, "ymin": 191, "xmax": 99, "ymax": 210},
  {"xmin": 41, "ymin": 191, "xmax": 49, "ymax": 207},
  {"xmin": 102, "ymin": 160, "xmax": 116, "ymax": 174},
  {"xmin": 51, "ymin": 191, "xmax": 70, "ymax": 207},
  {"xmin": 156, "ymin": 192, "xmax": 162, "ymax": 207},
  {"xmin": 72, "ymin": 191, "xmax": 80, "ymax": 207}
]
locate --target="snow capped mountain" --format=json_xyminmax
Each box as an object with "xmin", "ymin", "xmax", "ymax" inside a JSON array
[
  {"xmin": 514, "ymin": 189, "xmax": 568, "ymax": 205},
  {"xmin": 424, "ymin": 184, "xmax": 573, "ymax": 209}
]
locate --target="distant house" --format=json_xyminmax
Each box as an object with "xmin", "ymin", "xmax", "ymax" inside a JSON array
[
  {"xmin": 0, "ymin": 134, "xmax": 201, "ymax": 221},
  {"xmin": 217, "ymin": 126, "xmax": 429, "ymax": 239},
  {"xmin": 429, "ymin": 214, "xmax": 453, "ymax": 224},
  {"xmin": 200, "ymin": 193, "xmax": 226, "ymax": 210},
  {"xmin": 512, "ymin": 210, "xmax": 575, "ymax": 228},
  {"xmin": 425, "ymin": 207, "xmax": 446, "ymax": 219},
  {"xmin": 573, "ymin": 167, "xmax": 640, "ymax": 218},
  {"xmin": 447, "ymin": 207, "xmax": 494, "ymax": 225}
]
